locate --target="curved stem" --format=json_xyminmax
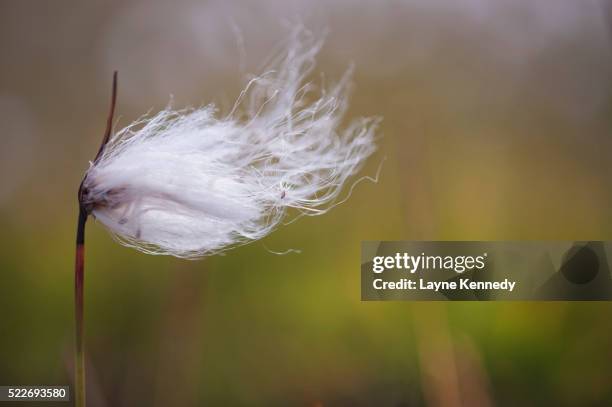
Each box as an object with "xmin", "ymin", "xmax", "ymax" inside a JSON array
[
  {"xmin": 73, "ymin": 71, "xmax": 117, "ymax": 407},
  {"xmin": 75, "ymin": 207, "xmax": 87, "ymax": 407}
]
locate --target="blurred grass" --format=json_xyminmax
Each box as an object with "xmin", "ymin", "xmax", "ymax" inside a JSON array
[{"xmin": 1, "ymin": 0, "xmax": 612, "ymax": 405}]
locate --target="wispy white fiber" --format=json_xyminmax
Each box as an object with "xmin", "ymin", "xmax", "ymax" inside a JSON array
[{"xmin": 81, "ymin": 28, "xmax": 379, "ymax": 258}]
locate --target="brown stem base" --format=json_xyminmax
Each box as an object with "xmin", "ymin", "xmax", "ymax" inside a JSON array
[{"xmin": 75, "ymin": 208, "xmax": 87, "ymax": 407}]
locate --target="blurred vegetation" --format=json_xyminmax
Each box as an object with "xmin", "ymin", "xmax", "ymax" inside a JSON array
[{"xmin": 1, "ymin": 0, "xmax": 612, "ymax": 405}]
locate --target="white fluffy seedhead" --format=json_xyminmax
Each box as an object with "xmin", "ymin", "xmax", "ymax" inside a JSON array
[{"xmin": 81, "ymin": 28, "xmax": 379, "ymax": 258}]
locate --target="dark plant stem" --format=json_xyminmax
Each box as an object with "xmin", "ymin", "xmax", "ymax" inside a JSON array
[
  {"xmin": 73, "ymin": 71, "xmax": 116, "ymax": 407},
  {"xmin": 75, "ymin": 206, "xmax": 88, "ymax": 407}
]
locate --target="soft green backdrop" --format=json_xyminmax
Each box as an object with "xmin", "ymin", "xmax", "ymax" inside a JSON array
[{"xmin": 1, "ymin": 1, "xmax": 612, "ymax": 405}]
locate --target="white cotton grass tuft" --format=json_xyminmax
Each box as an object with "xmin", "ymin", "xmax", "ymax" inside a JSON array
[{"xmin": 81, "ymin": 28, "xmax": 379, "ymax": 258}]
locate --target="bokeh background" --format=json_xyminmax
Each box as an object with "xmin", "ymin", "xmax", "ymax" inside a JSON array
[{"xmin": 2, "ymin": 0, "xmax": 612, "ymax": 405}]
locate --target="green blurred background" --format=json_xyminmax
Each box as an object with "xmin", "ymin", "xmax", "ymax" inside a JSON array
[{"xmin": 1, "ymin": 0, "xmax": 612, "ymax": 405}]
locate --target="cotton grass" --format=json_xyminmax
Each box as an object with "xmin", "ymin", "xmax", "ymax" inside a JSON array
[{"xmin": 80, "ymin": 29, "xmax": 379, "ymax": 258}]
